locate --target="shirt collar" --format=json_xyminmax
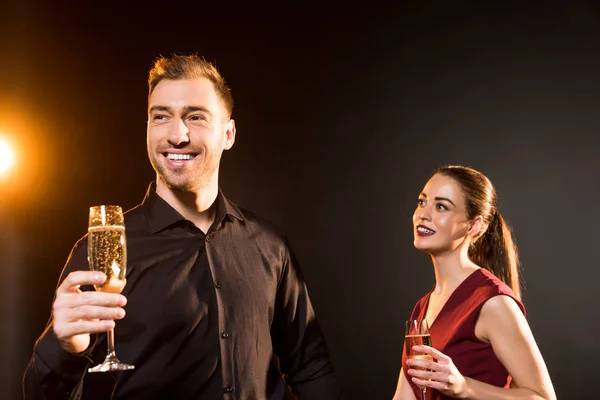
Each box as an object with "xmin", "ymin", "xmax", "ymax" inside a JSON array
[{"xmin": 141, "ymin": 182, "xmax": 244, "ymax": 234}]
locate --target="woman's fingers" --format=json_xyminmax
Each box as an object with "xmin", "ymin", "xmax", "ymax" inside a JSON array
[
  {"xmin": 412, "ymin": 345, "xmax": 451, "ymax": 362},
  {"xmin": 407, "ymin": 368, "xmax": 451, "ymax": 383},
  {"xmin": 406, "ymin": 356, "xmax": 448, "ymax": 373},
  {"xmin": 407, "ymin": 348, "xmax": 463, "ymax": 396},
  {"xmin": 410, "ymin": 376, "xmax": 451, "ymax": 392}
]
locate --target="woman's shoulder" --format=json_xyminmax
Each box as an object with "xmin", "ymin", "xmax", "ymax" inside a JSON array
[
  {"xmin": 474, "ymin": 268, "xmax": 526, "ymax": 316},
  {"xmin": 476, "ymin": 268, "xmax": 521, "ymax": 298}
]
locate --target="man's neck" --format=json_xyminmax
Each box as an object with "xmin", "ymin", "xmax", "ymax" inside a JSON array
[{"xmin": 155, "ymin": 179, "xmax": 219, "ymax": 234}]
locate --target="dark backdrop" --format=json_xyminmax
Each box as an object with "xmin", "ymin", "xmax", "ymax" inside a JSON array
[{"xmin": 1, "ymin": 3, "xmax": 599, "ymax": 399}]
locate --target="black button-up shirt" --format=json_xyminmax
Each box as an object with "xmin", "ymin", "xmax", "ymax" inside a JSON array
[{"xmin": 23, "ymin": 183, "xmax": 343, "ymax": 399}]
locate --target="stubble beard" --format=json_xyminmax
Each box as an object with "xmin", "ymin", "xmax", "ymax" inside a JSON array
[{"xmin": 149, "ymin": 149, "xmax": 222, "ymax": 194}]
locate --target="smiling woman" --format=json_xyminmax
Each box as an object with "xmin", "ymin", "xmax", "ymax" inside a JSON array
[{"xmin": 393, "ymin": 165, "xmax": 556, "ymax": 400}]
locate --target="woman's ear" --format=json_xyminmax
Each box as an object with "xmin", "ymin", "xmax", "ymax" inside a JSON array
[{"xmin": 467, "ymin": 215, "xmax": 485, "ymax": 237}]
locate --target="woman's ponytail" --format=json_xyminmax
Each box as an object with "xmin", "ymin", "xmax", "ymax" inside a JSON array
[{"xmin": 469, "ymin": 210, "xmax": 521, "ymax": 300}]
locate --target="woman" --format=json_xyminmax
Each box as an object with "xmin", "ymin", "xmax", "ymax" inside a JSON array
[{"xmin": 393, "ymin": 165, "xmax": 556, "ymax": 400}]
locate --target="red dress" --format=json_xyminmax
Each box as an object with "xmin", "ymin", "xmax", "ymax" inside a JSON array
[{"xmin": 402, "ymin": 268, "xmax": 525, "ymax": 399}]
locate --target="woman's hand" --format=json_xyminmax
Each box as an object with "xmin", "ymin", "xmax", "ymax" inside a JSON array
[{"xmin": 406, "ymin": 345, "xmax": 468, "ymax": 398}]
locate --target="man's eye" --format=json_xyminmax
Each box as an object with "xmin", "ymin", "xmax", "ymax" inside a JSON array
[
  {"xmin": 190, "ymin": 115, "xmax": 207, "ymax": 121},
  {"xmin": 153, "ymin": 115, "xmax": 167, "ymax": 121}
]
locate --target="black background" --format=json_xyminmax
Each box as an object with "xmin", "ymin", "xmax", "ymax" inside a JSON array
[{"xmin": 1, "ymin": 3, "xmax": 599, "ymax": 399}]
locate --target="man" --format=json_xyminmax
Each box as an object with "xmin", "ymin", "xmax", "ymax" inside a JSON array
[{"xmin": 23, "ymin": 55, "xmax": 343, "ymax": 399}]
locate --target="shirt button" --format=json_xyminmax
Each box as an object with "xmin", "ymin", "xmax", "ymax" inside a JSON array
[
  {"xmin": 221, "ymin": 331, "xmax": 229, "ymax": 339},
  {"xmin": 214, "ymin": 281, "xmax": 221, "ymax": 289},
  {"xmin": 223, "ymin": 385, "xmax": 234, "ymax": 393},
  {"xmin": 206, "ymin": 234, "xmax": 211, "ymax": 242}
]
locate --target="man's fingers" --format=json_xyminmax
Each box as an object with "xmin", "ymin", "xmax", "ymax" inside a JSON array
[
  {"xmin": 58, "ymin": 271, "xmax": 107, "ymax": 293},
  {"xmin": 66, "ymin": 305, "xmax": 126, "ymax": 322},
  {"xmin": 53, "ymin": 292, "xmax": 127, "ymax": 321},
  {"xmin": 54, "ymin": 319, "xmax": 115, "ymax": 339},
  {"xmin": 51, "ymin": 271, "xmax": 129, "ymax": 349},
  {"xmin": 70, "ymin": 291, "xmax": 127, "ymax": 308}
]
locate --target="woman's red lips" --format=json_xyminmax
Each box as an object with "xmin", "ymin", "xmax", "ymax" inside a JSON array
[{"xmin": 416, "ymin": 225, "xmax": 436, "ymax": 236}]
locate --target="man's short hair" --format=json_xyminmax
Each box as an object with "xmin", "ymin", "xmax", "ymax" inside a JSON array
[{"xmin": 148, "ymin": 55, "xmax": 234, "ymax": 118}]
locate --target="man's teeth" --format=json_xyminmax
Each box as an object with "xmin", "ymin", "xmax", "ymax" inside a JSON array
[
  {"xmin": 418, "ymin": 226, "xmax": 435, "ymax": 234},
  {"xmin": 167, "ymin": 154, "xmax": 195, "ymax": 160}
]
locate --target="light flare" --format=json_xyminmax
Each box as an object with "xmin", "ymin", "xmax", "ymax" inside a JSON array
[{"xmin": 0, "ymin": 136, "xmax": 15, "ymax": 178}]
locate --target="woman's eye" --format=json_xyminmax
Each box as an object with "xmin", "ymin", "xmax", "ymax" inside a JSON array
[
  {"xmin": 436, "ymin": 204, "xmax": 447, "ymax": 211},
  {"xmin": 417, "ymin": 199, "xmax": 425, "ymax": 206}
]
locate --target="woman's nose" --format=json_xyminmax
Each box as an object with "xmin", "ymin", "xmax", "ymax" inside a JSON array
[{"xmin": 415, "ymin": 206, "xmax": 431, "ymax": 221}]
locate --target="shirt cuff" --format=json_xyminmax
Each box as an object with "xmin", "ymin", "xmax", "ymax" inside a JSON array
[{"xmin": 36, "ymin": 326, "xmax": 98, "ymax": 379}]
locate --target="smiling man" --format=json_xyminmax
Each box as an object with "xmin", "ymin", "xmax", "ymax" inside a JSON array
[{"xmin": 24, "ymin": 55, "xmax": 343, "ymax": 400}]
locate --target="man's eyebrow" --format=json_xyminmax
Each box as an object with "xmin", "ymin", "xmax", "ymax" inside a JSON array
[
  {"xmin": 148, "ymin": 105, "xmax": 216, "ymax": 121},
  {"xmin": 149, "ymin": 105, "xmax": 172, "ymax": 113},
  {"xmin": 182, "ymin": 106, "xmax": 213, "ymax": 117}
]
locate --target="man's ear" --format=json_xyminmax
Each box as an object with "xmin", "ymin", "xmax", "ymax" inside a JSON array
[{"xmin": 223, "ymin": 119, "xmax": 236, "ymax": 150}]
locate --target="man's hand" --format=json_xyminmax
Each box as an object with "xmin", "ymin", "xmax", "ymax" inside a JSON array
[{"xmin": 52, "ymin": 271, "xmax": 127, "ymax": 354}]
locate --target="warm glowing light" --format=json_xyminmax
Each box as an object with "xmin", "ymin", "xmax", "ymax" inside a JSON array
[{"xmin": 0, "ymin": 137, "xmax": 16, "ymax": 177}]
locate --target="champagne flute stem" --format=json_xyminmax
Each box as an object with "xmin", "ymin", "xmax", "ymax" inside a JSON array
[
  {"xmin": 421, "ymin": 387, "xmax": 426, "ymax": 400},
  {"xmin": 106, "ymin": 328, "xmax": 117, "ymax": 359}
]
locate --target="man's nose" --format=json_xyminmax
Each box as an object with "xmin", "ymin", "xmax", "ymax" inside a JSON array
[{"xmin": 168, "ymin": 119, "xmax": 190, "ymax": 146}]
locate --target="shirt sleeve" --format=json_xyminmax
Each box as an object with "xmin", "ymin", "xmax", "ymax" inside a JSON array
[
  {"xmin": 22, "ymin": 239, "xmax": 100, "ymax": 400},
  {"xmin": 270, "ymin": 239, "xmax": 344, "ymax": 400}
]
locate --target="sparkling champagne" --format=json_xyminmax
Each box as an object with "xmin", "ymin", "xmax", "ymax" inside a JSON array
[
  {"xmin": 87, "ymin": 205, "xmax": 134, "ymax": 373},
  {"xmin": 405, "ymin": 320, "xmax": 431, "ymax": 399},
  {"xmin": 405, "ymin": 334, "xmax": 433, "ymax": 368},
  {"xmin": 88, "ymin": 225, "xmax": 127, "ymax": 293}
]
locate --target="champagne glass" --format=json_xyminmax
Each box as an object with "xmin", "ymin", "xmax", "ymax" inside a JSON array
[
  {"xmin": 405, "ymin": 319, "xmax": 432, "ymax": 400},
  {"xmin": 87, "ymin": 205, "xmax": 135, "ymax": 373}
]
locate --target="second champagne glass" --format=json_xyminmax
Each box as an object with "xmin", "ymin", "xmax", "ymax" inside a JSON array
[
  {"xmin": 405, "ymin": 319, "xmax": 432, "ymax": 400},
  {"xmin": 87, "ymin": 205, "xmax": 135, "ymax": 373}
]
